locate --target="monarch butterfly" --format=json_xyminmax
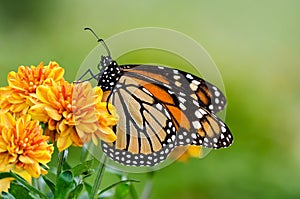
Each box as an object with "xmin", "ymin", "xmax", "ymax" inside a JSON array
[{"xmin": 81, "ymin": 28, "xmax": 233, "ymax": 166}]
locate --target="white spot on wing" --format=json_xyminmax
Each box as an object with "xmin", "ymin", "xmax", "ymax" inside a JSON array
[
  {"xmin": 189, "ymin": 83, "xmax": 198, "ymax": 91},
  {"xmin": 174, "ymin": 75, "xmax": 181, "ymax": 80},
  {"xmin": 178, "ymin": 96, "xmax": 186, "ymax": 103},
  {"xmin": 175, "ymin": 81, "xmax": 182, "ymax": 87},
  {"xmin": 192, "ymin": 80, "xmax": 200, "ymax": 85},
  {"xmin": 195, "ymin": 110, "xmax": 203, "ymax": 118},
  {"xmin": 199, "ymin": 108, "xmax": 207, "ymax": 115},
  {"xmin": 156, "ymin": 103, "xmax": 162, "ymax": 110},
  {"xmin": 186, "ymin": 74, "xmax": 193, "ymax": 79},
  {"xmin": 221, "ymin": 126, "xmax": 226, "ymax": 133},
  {"xmin": 179, "ymin": 103, "xmax": 186, "ymax": 110},
  {"xmin": 192, "ymin": 121, "xmax": 201, "ymax": 129}
]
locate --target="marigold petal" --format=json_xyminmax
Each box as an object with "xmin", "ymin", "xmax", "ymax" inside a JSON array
[
  {"xmin": 0, "ymin": 143, "xmax": 8, "ymax": 152},
  {"xmin": 0, "ymin": 153, "xmax": 10, "ymax": 167},
  {"xmin": 19, "ymin": 155, "xmax": 35, "ymax": 164},
  {"xmin": 36, "ymin": 86, "xmax": 51, "ymax": 103},
  {"xmin": 91, "ymin": 134, "xmax": 99, "ymax": 146},
  {"xmin": 57, "ymin": 135, "xmax": 72, "ymax": 152},
  {"xmin": 76, "ymin": 122, "xmax": 98, "ymax": 134},
  {"xmin": 47, "ymin": 62, "xmax": 65, "ymax": 81},
  {"xmin": 70, "ymin": 130, "xmax": 83, "ymax": 147},
  {"xmin": 0, "ymin": 178, "xmax": 13, "ymax": 193},
  {"xmin": 96, "ymin": 126, "xmax": 117, "ymax": 143},
  {"xmin": 45, "ymin": 107, "xmax": 62, "ymax": 121},
  {"xmin": 0, "ymin": 104, "xmax": 11, "ymax": 114},
  {"xmin": 58, "ymin": 121, "xmax": 69, "ymax": 136},
  {"xmin": 14, "ymin": 169, "xmax": 32, "ymax": 184},
  {"xmin": 29, "ymin": 104, "xmax": 50, "ymax": 122},
  {"xmin": 10, "ymin": 103, "xmax": 29, "ymax": 113},
  {"xmin": 24, "ymin": 162, "xmax": 40, "ymax": 178},
  {"xmin": 0, "ymin": 112, "xmax": 16, "ymax": 127}
]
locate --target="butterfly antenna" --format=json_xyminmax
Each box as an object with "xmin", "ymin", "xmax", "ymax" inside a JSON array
[{"xmin": 84, "ymin": 27, "xmax": 111, "ymax": 57}]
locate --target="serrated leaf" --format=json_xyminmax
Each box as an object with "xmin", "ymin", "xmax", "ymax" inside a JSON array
[
  {"xmin": 54, "ymin": 170, "xmax": 76, "ymax": 199},
  {"xmin": 70, "ymin": 159, "xmax": 94, "ymax": 177}
]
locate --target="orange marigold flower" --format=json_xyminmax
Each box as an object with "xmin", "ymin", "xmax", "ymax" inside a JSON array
[
  {"xmin": 0, "ymin": 61, "xmax": 64, "ymax": 115},
  {"xmin": 0, "ymin": 112, "xmax": 54, "ymax": 179},
  {"xmin": 29, "ymin": 81, "xmax": 118, "ymax": 151}
]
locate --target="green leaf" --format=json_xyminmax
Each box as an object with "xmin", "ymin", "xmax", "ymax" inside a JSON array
[
  {"xmin": 62, "ymin": 162, "xmax": 72, "ymax": 171},
  {"xmin": 1, "ymin": 191, "xmax": 16, "ymax": 199},
  {"xmin": 69, "ymin": 183, "xmax": 83, "ymax": 198},
  {"xmin": 70, "ymin": 159, "xmax": 94, "ymax": 177},
  {"xmin": 99, "ymin": 179, "xmax": 140, "ymax": 196},
  {"xmin": 129, "ymin": 184, "xmax": 139, "ymax": 199},
  {"xmin": 56, "ymin": 150, "xmax": 68, "ymax": 178},
  {"xmin": 9, "ymin": 182, "xmax": 35, "ymax": 199},
  {"xmin": 0, "ymin": 172, "xmax": 13, "ymax": 179},
  {"xmin": 115, "ymin": 184, "xmax": 130, "ymax": 199},
  {"xmin": 84, "ymin": 182, "xmax": 92, "ymax": 195},
  {"xmin": 41, "ymin": 175, "xmax": 55, "ymax": 194},
  {"xmin": 54, "ymin": 170, "xmax": 76, "ymax": 199}
]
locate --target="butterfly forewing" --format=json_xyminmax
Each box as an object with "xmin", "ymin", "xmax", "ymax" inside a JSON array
[{"xmin": 121, "ymin": 64, "xmax": 227, "ymax": 113}]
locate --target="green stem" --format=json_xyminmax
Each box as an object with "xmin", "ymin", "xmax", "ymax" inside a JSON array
[
  {"xmin": 90, "ymin": 154, "xmax": 107, "ymax": 199},
  {"xmin": 57, "ymin": 149, "xmax": 67, "ymax": 179},
  {"xmin": 141, "ymin": 171, "xmax": 155, "ymax": 199}
]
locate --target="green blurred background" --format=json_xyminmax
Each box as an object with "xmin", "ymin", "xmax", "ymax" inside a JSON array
[{"xmin": 1, "ymin": 1, "xmax": 300, "ymax": 198}]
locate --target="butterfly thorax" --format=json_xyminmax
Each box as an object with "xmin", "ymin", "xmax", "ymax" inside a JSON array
[{"xmin": 98, "ymin": 56, "xmax": 122, "ymax": 91}]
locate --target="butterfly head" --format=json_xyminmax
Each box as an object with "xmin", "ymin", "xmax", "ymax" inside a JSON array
[{"xmin": 97, "ymin": 55, "xmax": 122, "ymax": 91}]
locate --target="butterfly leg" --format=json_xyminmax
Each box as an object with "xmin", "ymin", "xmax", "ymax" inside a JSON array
[
  {"xmin": 105, "ymin": 90, "xmax": 114, "ymax": 115},
  {"xmin": 74, "ymin": 68, "xmax": 100, "ymax": 83}
]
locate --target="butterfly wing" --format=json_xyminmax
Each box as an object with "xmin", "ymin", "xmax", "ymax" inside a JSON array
[
  {"xmin": 100, "ymin": 64, "xmax": 233, "ymax": 166},
  {"xmin": 121, "ymin": 64, "xmax": 227, "ymax": 113},
  {"xmin": 120, "ymin": 65, "xmax": 232, "ymax": 148},
  {"xmin": 102, "ymin": 72, "xmax": 180, "ymax": 166}
]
